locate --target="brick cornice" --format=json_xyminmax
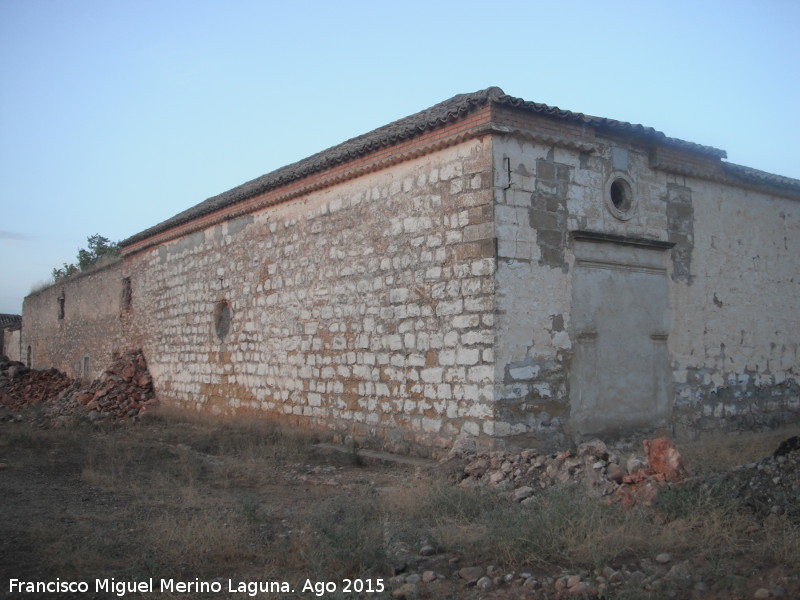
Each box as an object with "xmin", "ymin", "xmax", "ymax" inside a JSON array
[{"xmin": 122, "ymin": 111, "xmax": 495, "ymax": 257}]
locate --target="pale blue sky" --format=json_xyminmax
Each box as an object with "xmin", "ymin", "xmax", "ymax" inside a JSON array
[{"xmin": 1, "ymin": 0, "xmax": 798, "ymax": 314}]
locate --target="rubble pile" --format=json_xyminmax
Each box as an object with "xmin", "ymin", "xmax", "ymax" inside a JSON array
[
  {"xmin": 0, "ymin": 349, "xmax": 156, "ymax": 422},
  {"xmin": 455, "ymin": 439, "xmax": 619, "ymax": 497},
  {"xmin": 721, "ymin": 435, "xmax": 800, "ymax": 518},
  {"xmin": 0, "ymin": 356, "xmax": 74, "ymax": 410},
  {"xmin": 449, "ymin": 437, "xmax": 688, "ymax": 507},
  {"xmin": 58, "ymin": 349, "xmax": 157, "ymax": 421},
  {"xmin": 397, "ymin": 436, "xmax": 799, "ymax": 599}
]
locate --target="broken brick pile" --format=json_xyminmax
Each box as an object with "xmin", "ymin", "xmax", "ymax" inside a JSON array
[
  {"xmin": 0, "ymin": 356, "xmax": 73, "ymax": 410},
  {"xmin": 0, "ymin": 349, "xmax": 156, "ymax": 422},
  {"xmin": 69, "ymin": 349, "xmax": 157, "ymax": 420}
]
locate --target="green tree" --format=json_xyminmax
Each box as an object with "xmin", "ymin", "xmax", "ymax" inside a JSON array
[{"xmin": 52, "ymin": 234, "xmax": 120, "ymax": 281}]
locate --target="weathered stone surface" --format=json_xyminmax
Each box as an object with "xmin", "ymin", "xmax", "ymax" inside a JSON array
[
  {"xmin": 655, "ymin": 553, "xmax": 673, "ymax": 564},
  {"xmin": 458, "ymin": 566, "xmax": 485, "ymax": 582},
  {"xmin": 20, "ymin": 89, "xmax": 800, "ymax": 454},
  {"xmin": 606, "ymin": 462, "xmax": 625, "ymax": 484},
  {"xmin": 464, "ymin": 458, "xmax": 490, "ymax": 477},
  {"xmin": 513, "ymin": 486, "xmax": 535, "ymax": 502}
]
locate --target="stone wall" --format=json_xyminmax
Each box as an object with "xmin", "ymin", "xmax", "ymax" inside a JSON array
[
  {"xmin": 23, "ymin": 261, "xmax": 126, "ymax": 381},
  {"xmin": 491, "ymin": 126, "xmax": 799, "ymax": 443},
  {"xmin": 669, "ymin": 179, "xmax": 800, "ymax": 433},
  {"xmin": 20, "ymin": 96, "xmax": 800, "ymax": 452},
  {"xmin": 120, "ymin": 137, "xmax": 497, "ymax": 455},
  {"xmin": 2, "ymin": 327, "xmax": 22, "ymax": 362}
]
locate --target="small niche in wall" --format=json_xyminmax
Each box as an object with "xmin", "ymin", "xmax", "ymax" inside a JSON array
[
  {"xmin": 213, "ymin": 300, "xmax": 232, "ymax": 341},
  {"xmin": 121, "ymin": 277, "xmax": 132, "ymax": 312},
  {"xmin": 57, "ymin": 293, "xmax": 65, "ymax": 320}
]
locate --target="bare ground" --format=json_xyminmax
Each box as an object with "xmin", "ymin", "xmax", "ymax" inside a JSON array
[{"xmin": 0, "ymin": 403, "xmax": 798, "ymax": 600}]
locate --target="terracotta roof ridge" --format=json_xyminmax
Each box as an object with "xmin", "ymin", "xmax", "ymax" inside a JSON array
[
  {"xmin": 122, "ymin": 87, "xmax": 773, "ymax": 248},
  {"xmin": 0, "ymin": 314, "xmax": 22, "ymax": 329},
  {"xmin": 122, "ymin": 87, "xmax": 500, "ymax": 247},
  {"xmin": 722, "ymin": 162, "xmax": 800, "ymax": 192},
  {"xmin": 490, "ymin": 92, "xmax": 727, "ymax": 159}
]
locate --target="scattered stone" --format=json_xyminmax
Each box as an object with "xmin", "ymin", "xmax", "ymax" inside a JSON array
[
  {"xmin": 569, "ymin": 581, "xmax": 591, "ymax": 594},
  {"xmin": 448, "ymin": 436, "xmax": 477, "ymax": 459},
  {"xmin": 488, "ymin": 470, "xmax": 505, "ymax": 485},
  {"xmin": 476, "ymin": 576, "xmax": 492, "ymax": 590},
  {"xmin": 458, "ymin": 566, "xmax": 485, "ymax": 582},
  {"xmin": 627, "ymin": 456, "xmax": 648, "ymax": 474},
  {"xmin": 608, "ymin": 570, "xmax": 623, "ymax": 584},
  {"xmin": 419, "ymin": 544, "xmax": 435, "ymax": 556},
  {"xmin": 421, "ymin": 571, "xmax": 437, "ymax": 583},
  {"xmin": 655, "ymin": 553, "xmax": 673, "ymax": 564},
  {"xmin": 522, "ymin": 576, "xmax": 539, "ymax": 590},
  {"xmin": 513, "ymin": 486, "xmax": 535, "ymax": 502},
  {"xmin": 464, "ymin": 458, "xmax": 489, "ymax": 477},
  {"xmin": 390, "ymin": 583, "xmax": 417, "ymax": 599},
  {"xmin": 607, "ymin": 462, "xmax": 625, "ymax": 483},
  {"xmin": 577, "ymin": 439, "xmax": 608, "ymax": 460},
  {"xmin": 753, "ymin": 588, "xmax": 770, "ymax": 599}
]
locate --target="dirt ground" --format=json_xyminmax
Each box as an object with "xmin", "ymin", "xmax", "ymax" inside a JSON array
[
  {"xmin": 0, "ymin": 406, "xmax": 434, "ymax": 599},
  {"xmin": 0, "ymin": 400, "xmax": 798, "ymax": 599}
]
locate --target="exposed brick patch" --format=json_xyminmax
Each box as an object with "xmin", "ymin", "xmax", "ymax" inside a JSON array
[{"xmin": 531, "ymin": 158, "xmax": 571, "ymax": 270}]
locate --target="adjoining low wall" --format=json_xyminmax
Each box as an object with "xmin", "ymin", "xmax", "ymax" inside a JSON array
[
  {"xmin": 23, "ymin": 261, "xmax": 126, "ymax": 381},
  {"xmin": 2, "ymin": 327, "xmax": 22, "ymax": 362}
]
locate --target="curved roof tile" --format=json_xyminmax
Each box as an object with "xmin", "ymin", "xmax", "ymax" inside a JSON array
[
  {"xmin": 123, "ymin": 87, "xmax": 792, "ymax": 248},
  {"xmin": 722, "ymin": 162, "xmax": 800, "ymax": 192}
]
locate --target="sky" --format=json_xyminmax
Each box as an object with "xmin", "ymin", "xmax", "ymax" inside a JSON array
[{"xmin": 1, "ymin": 0, "xmax": 799, "ymax": 315}]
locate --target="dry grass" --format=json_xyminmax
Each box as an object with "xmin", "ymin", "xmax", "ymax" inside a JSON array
[
  {"xmin": 1, "ymin": 411, "xmax": 798, "ymax": 599},
  {"xmin": 678, "ymin": 424, "xmax": 800, "ymax": 476}
]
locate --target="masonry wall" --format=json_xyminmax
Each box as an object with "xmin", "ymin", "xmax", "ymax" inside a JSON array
[
  {"xmin": 121, "ymin": 138, "xmax": 496, "ymax": 455},
  {"xmin": 20, "ymin": 110, "xmax": 799, "ymax": 452},
  {"xmin": 491, "ymin": 126, "xmax": 799, "ymax": 443},
  {"xmin": 22, "ymin": 261, "xmax": 126, "ymax": 381},
  {"xmin": 669, "ymin": 179, "xmax": 800, "ymax": 432},
  {"xmin": 2, "ymin": 328, "xmax": 22, "ymax": 362}
]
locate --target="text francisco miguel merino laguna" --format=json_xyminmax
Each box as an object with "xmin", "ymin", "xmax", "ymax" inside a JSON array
[{"xmin": 8, "ymin": 577, "xmax": 386, "ymax": 596}]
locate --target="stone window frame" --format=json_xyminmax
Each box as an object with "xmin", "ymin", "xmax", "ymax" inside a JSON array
[{"xmin": 605, "ymin": 171, "xmax": 637, "ymax": 221}]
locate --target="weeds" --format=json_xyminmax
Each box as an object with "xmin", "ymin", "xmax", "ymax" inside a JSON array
[
  {"xmin": 2, "ymin": 412, "xmax": 798, "ymax": 599},
  {"xmin": 308, "ymin": 492, "xmax": 387, "ymax": 578}
]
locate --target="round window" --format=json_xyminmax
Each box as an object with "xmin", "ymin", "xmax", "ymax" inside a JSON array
[{"xmin": 605, "ymin": 173, "xmax": 636, "ymax": 220}]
